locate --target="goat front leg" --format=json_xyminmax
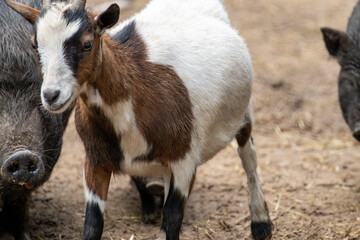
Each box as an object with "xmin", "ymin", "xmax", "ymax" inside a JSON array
[
  {"xmin": 158, "ymin": 160, "xmax": 196, "ymax": 240},
  {"xmin": 236, "ymin": 121, "xmax": 273, "ymax": 240},
  {"xmin": 83, "ymin": 159, "xmax": 111, "ymax": 240}
]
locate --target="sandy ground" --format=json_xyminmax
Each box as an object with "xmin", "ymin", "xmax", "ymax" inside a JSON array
[{"xmin": 28, "ymin": 0, "xmax": 360, "ymax": 239}]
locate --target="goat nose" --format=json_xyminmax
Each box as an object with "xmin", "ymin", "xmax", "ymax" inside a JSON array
[
  {"xmin": 1, "ymin": 151, "xmax": 44, "ymax": 187},
  {"xmin": 43, "ymin": 89, "xmax": 60, "ymax": 105}
]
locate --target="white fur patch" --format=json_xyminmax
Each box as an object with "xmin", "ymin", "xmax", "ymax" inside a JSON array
[
  {"xmin": 170, "ymin": 155, "xmax": 198, "ymax": 197},
  {"xmin": 238, "ymin": 139, "xmax": 270, "ymax": 222},
  {"xmin": 104, "ymin": 100, "xmax": 168, "ymax": 176},
  {"xmin": 97, "ymin": 99, "xmax": 149, "ymax": 159},
  {"xmin": 86, "ymin": 86, "xmax": 103, "ymax": 106},
  {"xmin": 84, "ymin": 185, "xmax": 106, "ymax": 213},
  {"xmin": 36, "ymin": 3, "xmax": 83, "ymax": 113},
  {"xmin": 163, "ymin": 174, "xmax": 171, "ymax": 203}
]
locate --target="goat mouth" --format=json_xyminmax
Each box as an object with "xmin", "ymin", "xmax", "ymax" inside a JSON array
[{"xmin": 48, "ymin": 94, "xmax": 73, "ymax": 113}]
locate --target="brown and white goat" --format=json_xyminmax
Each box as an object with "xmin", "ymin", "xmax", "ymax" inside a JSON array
[{"xmin": 5, "ymin": 0, "xmax": 273, "ymax": 239}]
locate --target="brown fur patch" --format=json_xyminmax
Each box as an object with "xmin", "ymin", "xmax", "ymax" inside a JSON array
[
  {"xmin": 84, "ymin": 159, "xmax": 112, "ymax": 201},
  {"xmin": 119, "ymin": 23, "xmax": 193, "ymax": 162},
  {"xmin": 235, "ymin": 118, "xmax": 252, "ymax": 147},
  {"xmin": 83, "ymin": 35, "xmax": 130, "ymax": 103},
  {"xmin": 132, "ymin": 63, "xmax": 193, "ymax": 162},
  {"xmin": 76, "ymin": 20, "xmax": 193, "ymax": 164},
  {"xmin": 75, "ymin": 98, "xmax": 124, "ymax": 170}
]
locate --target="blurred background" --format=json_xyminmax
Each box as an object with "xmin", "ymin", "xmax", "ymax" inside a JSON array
[{"xmin": 29, "ymin": 0, "xmax": 360, "ymax": 239}]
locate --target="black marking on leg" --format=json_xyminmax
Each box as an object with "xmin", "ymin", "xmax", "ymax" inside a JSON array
[
  {"xmin": 251, "ymin": 220, "xmax": 273, "ymax": 240},
  {"xmin": 236, "ymin": 121, "xmax": 252, "ymax": 147},
  {"xmin": 83, "ymin": 202, "xmax": 103, "ymax": 240},
  {"xmin": 160, "ymin": 184, "xmax": 185, "ymax": 240},
  {"xmin": 132, "ymin": 177, "xmax": 161, "ymax": 223}
]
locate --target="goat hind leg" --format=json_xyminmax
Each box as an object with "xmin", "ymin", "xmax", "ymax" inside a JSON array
[
  {"xmin": 236, "ymin": 121, "xmax": 273, "ymax": 240},
  {"xmin": 157, "ymin": 160, "xmax": 196, "ymax": 240},
  {"xmin": 132, "ymin": 176, "xmax": 163, "ymax": 223}
]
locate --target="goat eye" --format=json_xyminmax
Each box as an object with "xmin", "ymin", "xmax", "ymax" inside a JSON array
[{"xmin": 83, "ymin": 42, "xmax": 92, "ymax": 51}]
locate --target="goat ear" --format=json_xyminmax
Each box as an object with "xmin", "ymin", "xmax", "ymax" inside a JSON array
[
  {"xmin": 95, "ymin": 4, "xmax": 120, "ymax": 34},
  {"xmin": 321, "ymin": 27, "xmax": 351, "ymax": 58},
  {"xmin": 4, "ymin": 0, "xmax": 40, "ymax": 25}
]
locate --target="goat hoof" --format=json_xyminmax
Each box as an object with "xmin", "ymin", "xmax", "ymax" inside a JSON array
[
  {"xmin": 143, "ymin": 211, "xmax": 160, "ymax": 224},
  {"xmin": 251, "ymin": 220, "xmax": 273, "ymax": 240}
]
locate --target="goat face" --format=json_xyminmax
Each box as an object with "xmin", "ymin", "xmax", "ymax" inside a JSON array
[
  {"xmin": 4, "ymin": 0, "xmax": 120, "ymax": 113},
  {"xmin": 37, "ymin": 6, "xmax": 91, "ymax": 113}
]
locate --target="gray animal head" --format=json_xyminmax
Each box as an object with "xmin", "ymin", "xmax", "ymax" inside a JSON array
[
  {"xmin": 0, "ymin": 0, "xmax": 72, "ymax": 194},
  {"xmin": 321, "ymin": 1, "xmax": 360, "ymax": 141},
  {"xmin": 0, "ymin": 1, "xmax": 74, "ymax": 238}
]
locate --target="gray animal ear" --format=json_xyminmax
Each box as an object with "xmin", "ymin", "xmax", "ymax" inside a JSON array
[
  {"xmin": 95, "ymin": 4, "xmax": 120, "ymax": 34},
  {"xmin": 347, "ymin": 1, "xmax": 360, "ymax": 37},
  {"xmin": 4, "ymin": 0, "xmax": 40, "ymax": 24},
  {"xmin": 321, "ymin": 27, "xmax": 351, "ymax": 58}
]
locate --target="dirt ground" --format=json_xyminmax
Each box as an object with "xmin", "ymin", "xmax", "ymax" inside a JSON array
[{"xmin": 28, "ymin": 0, "xmax": 360, "ymax": 239}]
